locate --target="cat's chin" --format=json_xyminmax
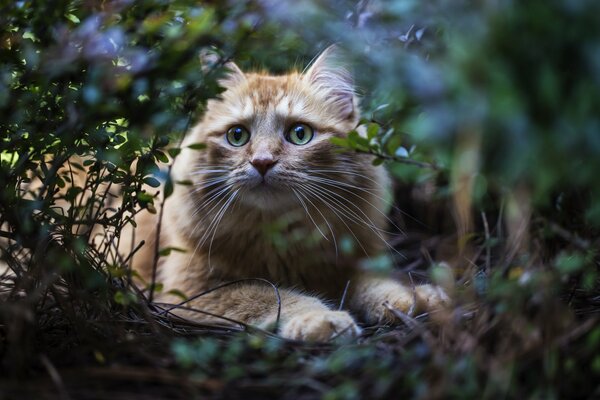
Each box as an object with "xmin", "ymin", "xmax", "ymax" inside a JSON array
[{"xmin": 238, "ymin": 183, "xmax": 297, "ymax": 211}]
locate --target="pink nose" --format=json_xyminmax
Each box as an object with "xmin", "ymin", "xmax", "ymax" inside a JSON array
[{"xmin": 251, "ymin": 156, "xmax": 277, "ymax": 176}]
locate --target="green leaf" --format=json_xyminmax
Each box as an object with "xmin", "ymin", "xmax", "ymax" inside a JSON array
[
  {"xmin": 164, "ymin": 175, "xmax": 174, "ymax": 198},
  {"xmin": 345, "ymin": 130, "xmax": 369, "ymax": 149},
  {"xmin": 372, "ymin": 157, "xmax": 384, "ymax": 166},
  {"xmin": 158, "ymin": 247, "xmax": 187, "ymax": 256},
  {"xmin": 137, "ymin": 192, "xmax": 154, "ymax": 203},
  {"xmin": 166, "ymin": 289, "xmax": 188, "ymax": 301},
  {"xmin": 154, "ymin": 150, "xmax": 169, "ymax": 163},
  {"xmin": 168, "ymin": 147, "xmax": 182, "ymax": 158},
  {"xmin": 385, "ymin": 132, "xmax": 402, "ymax": 154},
  {"xmin": 65, "ymin": 13, "xmax": 80, "ymax": 24},
  {"xmin": 367, "ymin": 123, "xmax": 380, "ymax": 139},
  {"xmin": 329, "ymin": 137, "xmax": 350, "ymax": 148},
  {"xmin": 188, "ymin": 143, "xmax": 207, "ymax": 150}
]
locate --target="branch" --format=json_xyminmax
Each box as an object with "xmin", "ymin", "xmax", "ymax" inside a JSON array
[{"xmin": 359, "ymin": 149, "xmax": 444, "ymax": 171}]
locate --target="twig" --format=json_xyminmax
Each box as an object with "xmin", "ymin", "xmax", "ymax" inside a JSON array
[
  {"xmin": 481, "ymin": 211, "xmax": 491, "ymax": 274},
  {"xmin": 158, "ymin": 278, "xmax": 282, "ymax": 333},
  {"xmin": 382, "ymin": 301, "xmax": 436, "ymax": 348},
  {"xmin": 407, "ymin": 272, "xmax": 417, "ymax": 317},
  {"xmin": 153, "ymin": 303, "xmax": 248, "ymax": 330},
  {"xmin": 338, "ymin": 280, "xmax": 351, "ymax": 311},
  {"xmin": 360, "ymin": 149, "xmax": 443, "ymax": 171},
  {"xmin": 40, "ymin": 354, "xmax": 71, "ymax": 400},
  {"xmin": 148, "ymin": 187, "xmax": 165, "ymax": 303},
  {"xmin": 121, "ymin": 239, "xmax": 146, "ymax": 267},
  {"xmin": 544, "ymin": 218, "xmax": 591, "ymax": 250}
]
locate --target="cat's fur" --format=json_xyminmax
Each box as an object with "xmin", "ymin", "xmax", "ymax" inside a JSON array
[{"xmin": 124, "ymin": 47, "xmax": 447, "ymax": 341}]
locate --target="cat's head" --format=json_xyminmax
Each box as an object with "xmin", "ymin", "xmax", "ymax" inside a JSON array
[{"xmin": 180, "ymin": 47, "xmax": 382, "ymax": 214}]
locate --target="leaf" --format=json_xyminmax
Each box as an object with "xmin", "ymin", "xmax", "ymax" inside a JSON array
[
  {"xmin": 188, "ymin": 143, "xmax": 207, "ymax": 150},
  {"xmin": 164, "ymin": 175, "xmax": 174, "ymax": 198},
  {"xmin": 65, "ymin": 13, "xmax": 80, "ymax": 24},
  {"xmin": 22, "ymin": 31, "xmax": 37, "ymax": 42},
  {"xmin": 372, "ymin": 157, "xmax": 384, "ymax": 166},
  {"xmin": 154, "ymin": 150, "xmax": 169, "ymax": 163},
  {"xmin": 348, "ymin": 131, "xmax": 370, "ymax": 150},
  {"xmin": 137, "ymin": 192, "xmax": 154, "ymax": 203},
  {"xmin": 143, "ymin": 176, "xmax": 161, "ymax": 188},
  {"xmin": 168, "ymin": 147, "xmax": 181, "ymax": 158},
  {"xmin": 166, "ymin": 289, "xmax": 188, "ymax": 301},
  {"xmin": 55, "ymin": 175, "xmax": 65, "ymax": 188},
  {"xmin": 147, "ymin": 282, "xmax": 163, "ymax": 293},
  {"xmin": 114, "ymin": 290, "xmax": 135, "ymax": 305},
  {"xmin": 329, "ymin": 137, "xmax": 350, "ymax": 148},
  {"xmin": 71, "ymin": 162, "xmax": 85, "ymax": 171},
  {"xmin": 158, "ymin": 247, "xmax": 187, "ymax": 256},
  {"xmin": 367, "ymin": 123, "xmax": 380, "ymax": 139}
]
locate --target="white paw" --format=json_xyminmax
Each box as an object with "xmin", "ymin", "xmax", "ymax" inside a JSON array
[{"xmin": 280, "ymin": 310, "xmax": 361, "ymax": 342}]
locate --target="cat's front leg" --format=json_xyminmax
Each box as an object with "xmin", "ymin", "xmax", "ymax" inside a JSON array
[
  {"xmin": 347, "ymin": 275, "xmax": 449, "ymax": 324},
  {"xmin": 169, "ymin": 282, "xmax": 361, "ymax": 342}
]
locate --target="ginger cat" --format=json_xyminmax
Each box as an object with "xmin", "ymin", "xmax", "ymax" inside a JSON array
[{"xmin": 125, "ymin": 47, "xmax": 447, "ymax": 341}]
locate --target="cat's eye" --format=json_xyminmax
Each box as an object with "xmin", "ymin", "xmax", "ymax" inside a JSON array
[
  {"xmin": 286, "ymin": 123, "xmax": 314, "ymax": 145},
  {"xmin": 226, "ymin": 125, "xmax": 250, "ymax": 147}
]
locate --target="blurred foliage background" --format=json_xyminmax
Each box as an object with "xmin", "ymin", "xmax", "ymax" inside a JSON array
[{"xmin": 1, "ymin": 0, "xmax": 599, "ymax": 398}]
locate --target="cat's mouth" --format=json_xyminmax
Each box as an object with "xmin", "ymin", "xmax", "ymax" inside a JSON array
[
  {"xmin": 237, "ymin": 175, "xmax": 299, "ymax": 210},
  {"xmin": 243, "ymin": 169, "xmax": 279, "ymax": 189}
]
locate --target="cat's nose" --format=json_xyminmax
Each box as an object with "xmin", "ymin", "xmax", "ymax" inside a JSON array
[{"xmin": 251, "ymin": 155, "xmax": 277, "ymax": 176}]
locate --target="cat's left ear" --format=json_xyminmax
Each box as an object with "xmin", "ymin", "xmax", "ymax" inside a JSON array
[
  {"xmin": 200, "ymin": 49, "xmax": 246, "ymax": 87},
  {"xmin": 304, "ymin": 45, "xmax": 356, "ymax": 121}
]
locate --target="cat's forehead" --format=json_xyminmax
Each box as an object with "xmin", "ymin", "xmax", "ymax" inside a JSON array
[
  {"xmin": 229, "ymin": 73, "xmax": 307, "ymax": 111},
  {"xmin": 208, "ymin": 72, "xmax": 317, "ymax": 127}
]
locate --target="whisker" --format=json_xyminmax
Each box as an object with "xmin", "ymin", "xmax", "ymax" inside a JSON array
[
  {"xmin": 291, "ymin": 188, "xmax": 329, "ymax": 242},
  {"xmin": 311, "ymin": 168, "xmax": 387, "ymax": 190},
  {"xmin": 294, "ymin": 187, "xmax": 339, "ymax": 260},
  {"xmin": 300, "ymin": 182, "xmax": 404, "ymax": 258},
  {"xmin": 303, "ymin": 175, "xmax": 404, "ymax": 235},
  {"xmin": 186, "ymin": 187, "xmax": 233, "ymax": 270},
  {"xmin": 187, "ymin": 184, "xmax": 234, "ymax": 242},
  {"xmin": 297, "ymin": 183, "xmax": 371, "ymax": 259},
  {"xmin": 189, "ymin": 184, "xmax": 233, "ymax": 220},
  {"xmin": 309, "ymin": 166, "xmax": 430, "ymax": 230},
  {"xmin": 207, "ymin": 190, "xmax": 239, "ymax": 271},
  {"xmin": 190, "ymin": 178, "xmax": 230, "ymax": 194}
]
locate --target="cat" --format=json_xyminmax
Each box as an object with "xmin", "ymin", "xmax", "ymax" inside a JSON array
[{"xmin": 124, "ymin": 46, "xmax": 448, "ymax": 341}]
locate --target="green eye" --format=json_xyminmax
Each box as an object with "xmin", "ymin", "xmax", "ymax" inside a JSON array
[
  {"xmin": 286, "ymin": 123, "xmax": 314, "ymax": 145},
  {"xmin": 226, "ymin": 125, "xmax": 250, "ymax": 147}
]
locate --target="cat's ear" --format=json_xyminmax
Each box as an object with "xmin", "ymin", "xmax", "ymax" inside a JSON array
[
  {"xmin": 218, "ymin": 61, "xmax": 245, "ymax": 87},
  {"xmin": 304, "ymin": 45, "xmax": 356, "ymax": 120},
  {"xmin": 199, "ymin": 49, "xmax": 245, "ymax": 87}
]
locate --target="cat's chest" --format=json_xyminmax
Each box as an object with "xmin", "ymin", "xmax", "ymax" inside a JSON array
[{"xmin": 205, "ymin": 215, "xmax": 353, "ymax": 290}]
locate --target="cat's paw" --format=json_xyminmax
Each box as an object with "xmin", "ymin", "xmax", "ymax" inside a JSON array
[
  {"xmin": 371, "ymin": 284, "xmax": 450, "ymax": 324},
  {"xmin": 280, "ymin": 310, "xmax": 361, "ymax": 342},
  {"xmin": 414, "ymin": 284, "xmax": 450, "ymax": 311}
]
